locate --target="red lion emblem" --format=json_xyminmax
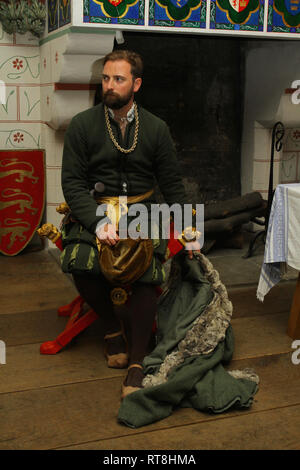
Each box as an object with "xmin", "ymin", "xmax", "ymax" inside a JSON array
[{"xmin": 0, "ymin": 150, "xmax": 45, "ymax": 256}]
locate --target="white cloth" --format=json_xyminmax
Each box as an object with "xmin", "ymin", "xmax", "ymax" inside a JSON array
[{"xmin": 257, "ymin": 183, "xmax": 300, "ymax": 302}]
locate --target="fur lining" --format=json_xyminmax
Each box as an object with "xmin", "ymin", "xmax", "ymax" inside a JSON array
[{"xmin": 143, "ymin": 253, "xmax": 259, "ymax": 388}]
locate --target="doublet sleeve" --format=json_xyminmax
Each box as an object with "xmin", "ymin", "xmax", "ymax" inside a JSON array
[{"xmin": 61, "ymin": 115, "xmax": 104, "ymax": 233}]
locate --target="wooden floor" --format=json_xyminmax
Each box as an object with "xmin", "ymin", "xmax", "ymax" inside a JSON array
[{"xmin": 1, "ymin": 249, "xmax": 300, "ymax": 450}]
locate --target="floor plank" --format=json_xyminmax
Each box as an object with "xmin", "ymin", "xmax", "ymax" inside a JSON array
[
  {"xmin": 63, "ymin": 405, "xmax": 300, "ymax": 450},
  {"xmin": 2, "ymin": 308, "xmax": 102, "ymax": 347},
  {"xmin": 231, "ymin": 311, "xmax": 293, "ymax": 359},
  {"xmin": 0, "ymin": 251, "xmax": 60, "ymax": 275},
  {"xmin": 209, "ymin": 255, "xmax": 263, "ymax": 287},
  {"xmin": 0, "ymin": 312, "xmax": 294, "ymax": 394},
  {"xmin": 2, "ymin": 284, "xmax": 296, "ymax": 346},
  {"xmin": 1, "ymin": 248, "xmax": 299, "ymax": 450},
  {"xmin": 1, "ymin": 274, "xmax": 77, "ymax": 315},
  {"xmin": 228, "ymin": 282, "xmax": 296, "ymax": 318},
  {"xmin": 0, "ymin": 251, "xmax": 77, "ymax": 315},
  {"xmin": 0, "ymin": 352, "xmax": 299, "ymax": 450},
  {"xmin": 0, "ymin": 337, "xmax": 124, "ymax": 394}
]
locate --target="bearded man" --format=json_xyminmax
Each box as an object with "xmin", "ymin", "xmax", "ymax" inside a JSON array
[{"xmin": 61, "ymin": 50, "xmax": 200, "ymax": 399}]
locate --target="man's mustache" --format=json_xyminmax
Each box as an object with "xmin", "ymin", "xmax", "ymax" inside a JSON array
[{"xmin": 103, "ymin": 91, "xmax": 119, "ymax": 98}]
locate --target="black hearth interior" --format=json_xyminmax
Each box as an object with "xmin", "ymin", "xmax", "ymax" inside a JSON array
[{"xmin": 114, "ymin": 33, "xmax": 244, "ymax": 205}]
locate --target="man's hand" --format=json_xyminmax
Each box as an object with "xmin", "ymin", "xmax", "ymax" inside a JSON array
[
  {"xmin": 185, "ymin": 240, "xmax": 201, "ymax": 260},
  {"xmin": 96, "ymin": 223, "xmax": 120, "ymax": 246}
]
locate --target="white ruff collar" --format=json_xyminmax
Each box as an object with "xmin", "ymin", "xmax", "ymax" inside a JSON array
[{"xmin": 108, "ymin": 103, "xmax": 135, "ymax": 123}]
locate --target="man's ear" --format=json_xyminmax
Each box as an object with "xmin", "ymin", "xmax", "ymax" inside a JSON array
[{"xmin": 133, "ymin": 77, "xmax": 142, "ymax": 93}]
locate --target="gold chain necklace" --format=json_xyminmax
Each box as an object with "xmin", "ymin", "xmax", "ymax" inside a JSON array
[{"xmin": 104, "ymin": 103, "xmax": 139, "ymax": 154}]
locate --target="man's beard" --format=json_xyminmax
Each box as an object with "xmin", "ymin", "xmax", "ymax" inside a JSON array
[{"xmin": 102, "ymin": 87, "xmax": 134, "ymax": 110}]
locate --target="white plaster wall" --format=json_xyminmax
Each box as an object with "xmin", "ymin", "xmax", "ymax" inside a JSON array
[{"xmin": 242, "ymin": 40, "xmax": 300, "ymax": 196}]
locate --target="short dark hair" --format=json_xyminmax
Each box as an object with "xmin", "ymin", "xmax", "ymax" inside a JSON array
[{"xmin": 103, "ymin": 50, "xmax": 143, "ymax": 79}]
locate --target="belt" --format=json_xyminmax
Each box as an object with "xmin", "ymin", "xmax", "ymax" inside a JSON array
[{"xmin": 96, "ymin": 189, "xmax": 154, "ymax": 231}]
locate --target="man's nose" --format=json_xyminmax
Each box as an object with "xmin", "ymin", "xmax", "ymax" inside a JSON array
[{"xmin": 106, "ymin": 78, "xmax": 114, "ymax": 89}]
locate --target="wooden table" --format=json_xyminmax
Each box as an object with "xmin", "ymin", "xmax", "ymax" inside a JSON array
[{"xmin": 257, "ymin": 184, "xmax": 300, "ymax": 339}]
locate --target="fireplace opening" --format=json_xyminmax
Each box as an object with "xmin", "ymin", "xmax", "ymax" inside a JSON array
[
  {"xmin": 97, "ymin": 33, "xmax": 245, "ymax": 206},
  {"xmin": 100, "ymin": 33, "xmax": 300, "ymax": 254}
]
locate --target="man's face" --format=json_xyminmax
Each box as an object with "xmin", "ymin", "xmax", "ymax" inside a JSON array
[{"xmin": 102, "ymin": 59, "xmax": 141, "ymax": 110}]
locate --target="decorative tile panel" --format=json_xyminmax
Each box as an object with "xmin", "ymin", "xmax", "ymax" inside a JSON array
[
  {"xmin": 267, "ymin": 0, "xmax": 300, "ymax": 33},
  {"xmin": 59, "ymin": 0, "xmax": 72, "ymax": 27},
  {"xmin": 149, "ymin": 0, "xmax": 206, "ymax": 28},
  {"xmin": 0, "ymin": 49, "xmax": 40, "ymax": 84},
  {"xmin": 280, "ymin": 151, "xmax": 298, "ymax": 182},
  {"xmin": 0, "ymin": 87, "xmax": 17, "ymax": 121},
  {"xmin": 48, "ymin": 0, "xmax": 71, "ymax": 33},
  {"xmin": 210, "ymin": 0, "xmax": 264, "ymax": 30},
  {"xmin": 40, "ymin": 43, "xmax": 52, "ymax": 85},
  {"xmin": 48, "ymin": 0, "xmax": 59, "ymax": 32},
  {"xmin": 0, "ymin": 124, "xmax": 41, "ymax": 150},
  {"xmin": 40, "ymin": 86, "xmax": 53, "ymax": 124},
  {"xmin": 19, "ymin": 87, "xmax": 41, "ymax": 122},
  {"xmin": 46, "ymin": 166, "xmax": 62, "ymax": 197},
  {"xmin": 283, "ymin": 128, "xmax": 300, "ymax": 150},
  {"xmin": 83, "ymin": 0, "xmax": 145, "ymax": 25},
  {"xmin": 76, "ymin": 0, "xmax": 300, "ymax": 35}
]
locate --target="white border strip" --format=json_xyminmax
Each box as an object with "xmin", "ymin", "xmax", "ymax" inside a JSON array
[
  {"xmin": 206, "ymin": 0, "xmax": 211, "ymax": 30},
  {"xmin": 145, "ymin": 0, "xmax": 150, "ymax": 26},
  {"xmin": 264, "ymin": 0, "xmax": 269, "ymax": 33}
]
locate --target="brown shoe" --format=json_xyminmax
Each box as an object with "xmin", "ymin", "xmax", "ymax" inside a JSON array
[
  {"xmin": 104, "ymin": 331, "xmax": 128, "ymax": 369},
  {"xmin": 121, "ymin": 363, "xmax": 144, "ymax": 399}
]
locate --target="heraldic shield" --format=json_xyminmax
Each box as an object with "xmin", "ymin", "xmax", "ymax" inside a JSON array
[{"xmin": 0, "ymin": 150, "xmax": 45, "ymax": 256}]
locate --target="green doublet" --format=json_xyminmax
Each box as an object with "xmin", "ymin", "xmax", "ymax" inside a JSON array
[
  {"xmin": 61, "ymin": 103, "xmax": 188, "ymax": 233},
  {"xmin": 61, "ymin": 103, "xmax": 186, "ymax": 283}
]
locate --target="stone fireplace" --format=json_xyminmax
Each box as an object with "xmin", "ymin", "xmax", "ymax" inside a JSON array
[
  {"xmin": 0, "ymin": 0, "xmax": 300, "ymax": 252},
  {"xmin": 40, "ymin": 31, "xmax": 300, "ymax": 232}
]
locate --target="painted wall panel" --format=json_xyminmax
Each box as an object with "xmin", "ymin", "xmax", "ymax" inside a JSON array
[{"xmin": 83, "ymin": 0, "xmax": 145, "ymax": 25}]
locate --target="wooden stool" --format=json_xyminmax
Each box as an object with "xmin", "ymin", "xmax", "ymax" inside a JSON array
[
  {"xmin": 40, "ymin": 296, "xmax": 98, "ymax": 354},
  {"xmin": 37, "ymin": 218, "xmax": 184, "ymax": 355}
]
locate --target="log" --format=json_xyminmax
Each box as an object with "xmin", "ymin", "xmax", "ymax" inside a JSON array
[
  {"xmin": 204, "ymin": 192, "xmax": 263, "ymax": 221},
  {"xmin": 204, "ymin": 201, "xmax": 266, "ymax": 234}
]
